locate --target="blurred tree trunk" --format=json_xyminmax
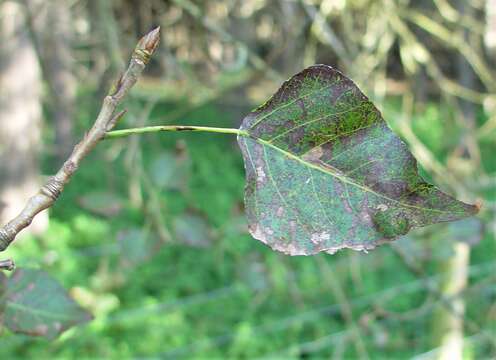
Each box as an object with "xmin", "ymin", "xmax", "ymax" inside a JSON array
[
  {"xmin": 45, "ymin": 0, "xmax": 75, "ymax": 161},
  {"xmin": 0, "ymin": 0, "xmax": 48, "ymax": 234},
  {"xmin": 23, "ymin": 0, "xmax": 76, "ymax": 161}
]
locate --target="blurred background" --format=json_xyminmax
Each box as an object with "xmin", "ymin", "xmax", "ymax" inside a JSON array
[{"xmin": 0, "ymin": 0, "xmax": 495, "ymax": 358}]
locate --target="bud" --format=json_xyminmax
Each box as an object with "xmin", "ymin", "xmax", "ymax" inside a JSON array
[{"xmin": 133, "ymin": 27, "xmax": 161, "ymax": 64}]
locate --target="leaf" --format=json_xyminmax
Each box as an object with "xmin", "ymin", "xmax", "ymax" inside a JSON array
[
  {"xmin": 149, "ymin": 146, "xmax": 191, "ymax": 191},
  {"xmin": 447, "ymin": 218, "xmax": 483, "ymax": 246},
  {"xmin": 117, "ymin": 227, "xmax": 160, "ymax": 267},
  {"xmin": 237, "ymin": 65, "xmax": 478, "ymax": 255},
  {"xmin": 173, "ymin": 213, "xmax": 212, "ymax": 248},
  {"xmin": 1, "ymin": 269, "xmax": 92, "ymax": 339},
  {"xmin": 150, "ymin": 152, "xmax": 179, "ymax": 188},
  {"xmin": 77, "ymin": 191, "xmax": 124, "ymax": 217}
]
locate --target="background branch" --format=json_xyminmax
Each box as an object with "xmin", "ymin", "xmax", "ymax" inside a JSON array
[{"xmin": 0, "ymin": 27, "xmax": 160, "ymax": 264}]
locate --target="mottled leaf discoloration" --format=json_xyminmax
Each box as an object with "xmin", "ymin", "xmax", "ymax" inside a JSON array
[{"xmin": 238, "ymin": 65, "xmax": 478, "ymax": 255}]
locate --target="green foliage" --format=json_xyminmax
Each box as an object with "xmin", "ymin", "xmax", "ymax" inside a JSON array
[
  {"xmin": 0, "ymin": 87, "xmax": 493, "ymax": 358},
  {"xmin": 0, "ymin": 0, "xmax": 493, "ymax": 355}
]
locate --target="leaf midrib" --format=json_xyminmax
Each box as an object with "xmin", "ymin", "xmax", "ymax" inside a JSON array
[
  {"xmin": 6, "ymin": 300, "xmax": 83, "ymax": 322},
  {"xmin": 246, "ymin": 135, "xmax": 460, "ymax": 215}
]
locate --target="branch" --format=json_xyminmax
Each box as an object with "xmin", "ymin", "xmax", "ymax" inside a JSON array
[{"xmin": 0, "ymin": 27, "xmax": 161, "ymax": 265}]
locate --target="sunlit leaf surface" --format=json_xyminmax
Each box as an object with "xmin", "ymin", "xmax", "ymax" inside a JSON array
[{"xmin": 238, "ymin": 65, "xmax": 478, "ymax": 255}]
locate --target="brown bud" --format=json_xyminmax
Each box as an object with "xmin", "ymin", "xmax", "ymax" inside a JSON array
[{"xmin": 136, "ymin": 26, "xmax": 161, "ymax": 55}]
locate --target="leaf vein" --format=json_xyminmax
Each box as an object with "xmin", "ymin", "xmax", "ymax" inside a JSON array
[
  {"xmin": 262, "ymin": 146, "xmax": 316, "ymax": 237},
  {"xmin": 254, "ymin": 138, "xmax": 461, "ymax": 215},
  {"xmin": 308, "ymin": 167, "xmax": 335, "ymax": 231},
  {"xmin": 248, "ymin": 82, "xmax": 337, "ymax": 130},
  {"xmin": 243, "ymin": 138, "xmax": 261, "ymax": 222},
  {"xmin": 6, "ymin": 301, "xmax": 81, "ymax": 322}
]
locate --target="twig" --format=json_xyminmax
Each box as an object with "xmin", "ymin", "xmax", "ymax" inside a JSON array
[
  {"xmin": 105, "ymin": 125, "xmax": 245, "ymax": 139},
  {"xmin": 0, "ymin": 259, "xmax": 15, "ymax": 271},
  {"xmin": 0, "ymin": 27, "xmax": 161, "ymax": 268}
]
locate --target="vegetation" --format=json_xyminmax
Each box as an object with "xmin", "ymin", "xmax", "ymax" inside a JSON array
[
  {"xmin": 0, "ymin": 0, "xmax": 494, "ymax": 358},
  {"xmin": 0, "ymin": 92, "xmax": 493, "ymax": 358}
]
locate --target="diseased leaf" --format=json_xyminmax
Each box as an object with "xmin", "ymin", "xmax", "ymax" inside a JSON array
[
  {"xmin": 1, "ymin": 269, "xmax": 91, "ymax": 339},
  {"xmin": 237, "ymin": 65, "xmax": 479, "ymax": 255}
]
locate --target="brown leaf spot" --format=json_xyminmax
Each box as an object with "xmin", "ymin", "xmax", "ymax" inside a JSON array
[
  {"xmin": 33, "ymin": 324, "xmax": 49, "ymax": 336},
  {"xmin": 302, "ymin": 146, "xmax": 324, "ymax": 162}
]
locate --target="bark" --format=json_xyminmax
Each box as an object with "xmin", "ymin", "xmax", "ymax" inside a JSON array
[
  {"xmin": 0, "ymin": 27, "xmax": 160, "ymax": 254},
  {"xmin": 0, "ymin": 0, "xmax": 48, "ymax": 235}
]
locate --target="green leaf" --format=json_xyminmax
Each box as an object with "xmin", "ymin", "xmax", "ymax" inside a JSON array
[
  {"xmin": 173, "ymin": 213, "xmax": 212, "ymax": 248},
  {"xmin": 77, "ymin": 191, "xmax": 124, "ymax": 217},
  {"xmin": 149, "ymin": 148, "xmax": 191, "ymax": 191},
  {"xmin": 237, "ymin": 65, "xmax": 478, "ymax": 255},
  {"xmin": 117, "ymin": 228, "xmax": 160, "ymax": 267},
  {"xmin": 1, "ymin": 269, "xmax": 91, "ymax": 339}
]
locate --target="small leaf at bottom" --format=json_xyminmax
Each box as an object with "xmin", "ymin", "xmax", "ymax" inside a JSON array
[{"xmin": 2, "ymin": 269, "xmax": 91, "ymax": 339}]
